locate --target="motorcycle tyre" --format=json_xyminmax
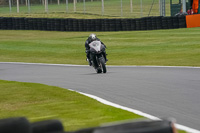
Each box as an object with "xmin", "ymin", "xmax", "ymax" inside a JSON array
[
  {"xmin": 100, "ymin": 58, "xmax": 107, "ymax": 73},
  {"xmin": 96, "ymin": 68, "xmax": 102, "ymax": 73}
]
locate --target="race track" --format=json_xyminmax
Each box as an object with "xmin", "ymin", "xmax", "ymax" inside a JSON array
[{"xmin": 0, "ymin": 62, "xmax": 200, "ymax": 132}]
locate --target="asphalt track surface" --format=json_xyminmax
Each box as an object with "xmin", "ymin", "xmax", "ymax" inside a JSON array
[{"xmin": 0, "ymin": 62, "xmax": 200, "ymax": 132}]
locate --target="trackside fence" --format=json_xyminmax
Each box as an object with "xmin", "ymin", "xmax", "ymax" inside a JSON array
[
  {"xmin": 0, "ymin": 0, "xmax": 171, "ymax": 18},
  {"xmin": 0, "ymin": 16, "xmax": 186, "ymax": 31}
]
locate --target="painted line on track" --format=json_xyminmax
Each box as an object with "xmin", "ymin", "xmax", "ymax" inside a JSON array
[
  {"xmin": 1, "ymin": 62, "xmax": 200, "ymax": 69},
  {"xmin": 1, "ymin": 62, "xmax": 200, "ymax": 133}
]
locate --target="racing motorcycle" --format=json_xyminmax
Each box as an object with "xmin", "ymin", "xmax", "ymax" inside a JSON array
[{"xmin": 88, "ymin": 41, "xmax": 107, "ymax": 73}]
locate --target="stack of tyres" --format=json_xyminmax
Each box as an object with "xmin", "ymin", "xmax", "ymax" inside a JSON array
[
  {"xmin": 31, "ymin": 18, "xmax": 37, "ymax": 30},
  {"xmin": 146, "ymin": 17, "xmax": 152, "ymax": 30},
  {"xmin": 11, "ymin": 17, "xmax": 16, "ymax": 30},
  {"xmin": 0, "ymin": 17, "xmax": 2, "ymax": 29},
  {"xmin": 19, "ymin": 18, "xmax": 25, "ymax": 30},
  {"xmin": 161, "ymin": 17, "xmax": 168, "ymax": 29},
  {"xmin": 60, "ymin": 19, "xmax": 65, "ymax": 31},
  {"xmin": 31, "ymin": 18, "xmax": 36, "ymax": 30},
  {"xmin": 15, "ymin": 18, "xmax": 21, "ymax": 30},
  {"xmin": 46, "ymin": 18, "xmax": 52, "ymax": 31},
  {"xmin": 95, "ymin": 19, "xmax": 101, "ymax": 31},
  {"xmin": 151, "ymin": 17, "xmax": 157, "ymax": 30},
  {"xmin": 1, "ymin": 17, "xmax": 7, "ymax": 30},
  {"xmin": 167, "ymin": 17, "xmax": 173, "ymax": 29},
  {"xmin": 104, "ymin": 19, "xmax": 110, "ymax": 31},
  {"xmin": 109, "ymin": 19, "xmax": 116, "ymax": 31},
  {"xmin": 52, "ymin": 19, "xmax": 57, "ymax": 31},
  {"xmin": 116, "ymin": 19, "xmax": 122, "ymax": 31},
  {"xmin": 64, "ymin": 19, "xmax": 69, "ymax": 31},
  {"xmin": 101, "ymin": 19, "xmax": 105, "ymax": 31},
  {"xmin": 55, "ymin": 19, "xmax": 61, "ymax": 31},
  {"xmin": 121, "ymin": 19, "xmax": 127, "ymax": 31},
  {"xmin": 48, "ymin": 19, "xmax": 53, "ymax": 31},
  {"xmin": 135, "ymin": 18, "xmax": 141, "ymax": 30},
  {"xmin": 6, "ymin": 17, "xmax": 13, "ymax": 30},
  {"xmin": 83, "ymin": 19, "xmax": 87, "ymax": 31},
  {"xmin": 125, "ymin": 19, "xmax": 132, "ymax": 31},
  {"xmin": 3, "ymin": 18, "xmax": 8, "ymax": 30},
  {"xmin": 38, "ymin": 18, "xmax": 42, "ymax": 30},
  {"xmin": 178, "ymin": 16, "xmax": 186, "ymax": 28},
  {"xmin": 86, "ymin": 19, "xmax": 92, "ymax": 31},
  {"xmin": 78, "ymin": 19, "xmax": 83, "ymax": 31},
  {"xmin": 38, "ymin": 18, "xmax": 43, "ymax": 31},
  {"xmin": 140, "ymin": 18, "xmax": 147, "ymax": 30},
  {"xmin": 156, "ymin": 16, "xmax": 162, "ymax": 30},
  {"xmin": 172, "ymin": 16, "xmax": 179, "ymax": 29},
  {"xmin": 0, "ymin": 17, "xmax": 3, "ymax": 29},
  {"xmin": 91, "ymin": 19, "xmax": 96, "ymax": 31},
  {"xmin": 41, "ymin": 18, "xmax": 48, "ymax": 31},
  {"xmin": 130, "ymin": 19, "xmax": 136, "ymax": 31},
  {"xmin": 27, "ymin": 18, "xmax": 33, "ymax": 30},
  {"xmin": 24, "ymin": 18, "xmax": 29, "ymax": 30}
]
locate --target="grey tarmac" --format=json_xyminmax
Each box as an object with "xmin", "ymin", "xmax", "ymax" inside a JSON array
[{"xmin": 0, "ymin": 62, "xmax": 200, "ymax": 132}]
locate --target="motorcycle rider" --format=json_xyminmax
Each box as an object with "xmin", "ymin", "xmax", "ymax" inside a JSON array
[{"xmin": 85, "ymin": 33, "xmax": 108, "ymax": 66}]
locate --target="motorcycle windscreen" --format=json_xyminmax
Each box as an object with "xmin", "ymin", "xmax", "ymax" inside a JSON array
[{"xmin": 89, "ymin": 41, "xmax": 102, "ymax": 53}]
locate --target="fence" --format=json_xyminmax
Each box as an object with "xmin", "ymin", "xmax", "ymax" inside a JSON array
[{"xmin": 0, "ymin": 0, "xmax": 173, "ymax": 18}]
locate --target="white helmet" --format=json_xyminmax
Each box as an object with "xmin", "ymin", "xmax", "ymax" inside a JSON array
[{"xmin": 89, "ymin": 33, "xmax": 97, "ymax": 41}]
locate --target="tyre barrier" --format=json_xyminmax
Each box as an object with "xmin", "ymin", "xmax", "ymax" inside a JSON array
[
  {"xmin": 0, "ymin": 16, "xmax": 186, "ymax": 31},
  {"xmin": 0, "ymin": 117, "xmax": 178, "ymax": 133}
]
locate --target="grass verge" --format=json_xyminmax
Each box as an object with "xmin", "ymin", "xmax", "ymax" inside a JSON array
[
  {"xmin": 0, "ymin": 28, "xmax": 200, "ymax": 66},
  {"xmin": 0, "ymin": 80, "xmax": 144, "ymax": 131},
  {"xmin": 0, "ymin": 80, "xmax": 186, "ymax": 133}
]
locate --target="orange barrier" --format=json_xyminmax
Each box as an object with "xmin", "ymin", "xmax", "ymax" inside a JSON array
[{"xmin": 186, "ymin": 14, "xmax": 200, "ymax": 28}]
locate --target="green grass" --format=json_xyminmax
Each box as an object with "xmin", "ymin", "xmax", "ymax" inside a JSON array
[
  {"xmin": 0, "ymin": 0, "xmax": 173, "ymax": 18},
  {"xmin": 0, "ymin": 28, "xmax": 200, "ymax": 67},
  {"xmin": 0, "ymin": 80, "xmax": 187, "ymax": 133},
  {"xmin": 0, "ymin": 80, "xmax": 144, "ymax": 131}
]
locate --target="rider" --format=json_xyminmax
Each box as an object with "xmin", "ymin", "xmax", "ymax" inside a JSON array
[{"xmin": 85, "ymin": 33, "xmax": 108, "ymax": 66}]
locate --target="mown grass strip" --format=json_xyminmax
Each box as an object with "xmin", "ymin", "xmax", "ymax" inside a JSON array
[
  {"xmin": 0, "ymin": 28, "xmax": 200, "ymax": 67},
  {"xmin": 0, "ymin": 80, "xmax": 144, "ymax": 131}
]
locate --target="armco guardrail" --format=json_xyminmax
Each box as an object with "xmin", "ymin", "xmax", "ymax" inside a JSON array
[{"xmin": 0, "ymin": 16, "xmax": 186, "ymax": 31}]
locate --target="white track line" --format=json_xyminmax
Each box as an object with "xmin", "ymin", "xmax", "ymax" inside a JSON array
[
  {"xmin": 1, "ymin": 62, "xmax": 200, "ymax": 69},
  {"xmin": 77, "ymin": 91, "xmax": 200, "ymax": 133},
  {"xmin": 1, "ymin": 62, "xmax": 200, "ymax": 133}
]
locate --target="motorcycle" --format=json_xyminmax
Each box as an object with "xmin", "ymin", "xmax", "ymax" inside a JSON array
[{"xmin": 88, "ymin": 41, "xmax": 107, "ymax": 73}]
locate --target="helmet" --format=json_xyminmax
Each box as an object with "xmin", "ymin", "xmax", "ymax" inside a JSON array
[{"xmin": 89, "ymin": 34, "xmax": 97, "ymax": 41}]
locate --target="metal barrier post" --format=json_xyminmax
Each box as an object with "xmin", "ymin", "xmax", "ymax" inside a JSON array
[
  {"xmin": 9, "ymin": 0, "xmax": 12, "ymax": 13},
  {"xmin": 102, "ymin": 0, "xmax": 104, "ymax": 15}
]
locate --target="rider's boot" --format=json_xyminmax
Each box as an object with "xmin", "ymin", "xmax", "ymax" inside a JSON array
[{"xmin": 86, "ymin": 58, "xmax": 92, "ymax": 66}]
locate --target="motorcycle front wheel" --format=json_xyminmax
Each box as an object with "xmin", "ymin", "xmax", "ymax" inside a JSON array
[{"xmin": 100, "ymin": 58, "xmax": 107, "ymax": 73}]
